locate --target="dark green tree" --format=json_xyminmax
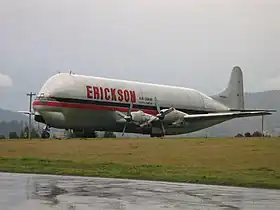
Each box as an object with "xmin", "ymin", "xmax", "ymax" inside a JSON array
[
  {"xmin": 31, "ymin": 128, "xmax": 40, "ymax": 138},
  {"xmin": 244, "ymin": 132, "xmax": 251, "ymax": 137},
  {"xmin": 9, "ymin": 131, "xmax": 19, "ymax": 139},
  {"xmin": 235, "ymin": 133, "xmax": 244, "ymax": 137},
  {"xmin": 252, "ymin": 131, "xmax": 262, "ymax": 137},
  {"xmin": 0, "ymin": 120, "xmax": 23, "ymax": 137},
  {"xmin": 19, "ymin": 125, "xmax": 40, "ymax": 139}
]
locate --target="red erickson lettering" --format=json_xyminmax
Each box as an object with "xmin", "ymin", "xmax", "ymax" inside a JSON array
[{"xmin": 86, "ymin": 86, "xmax": 136, "ymax": 103}]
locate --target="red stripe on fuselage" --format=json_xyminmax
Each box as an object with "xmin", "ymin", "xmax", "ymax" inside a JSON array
[{"xmin": 33, "ymin": 100, "xmax": 158, "ymax": 115}]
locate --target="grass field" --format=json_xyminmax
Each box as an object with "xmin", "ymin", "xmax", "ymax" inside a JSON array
[{"xmin": 0, "ymin": 137, "xmax": 280, "ymax": 189}]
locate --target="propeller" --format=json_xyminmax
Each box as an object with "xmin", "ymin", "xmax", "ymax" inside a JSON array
[
  {"xmin": 154, "ymin": 97, "xmax": 167, "ymax": 135},
  {"xmin": 141, "ymin": 97, "xmax": 175, "ymax": 136},
  {"xmin": 154, "ymin": 97, "xmax": 175, "ymax": 120},
  {"xmin": 118, "ymin": 98, "xmax": 175, "ymax": 137},
  {"xmin": 117, "ymin": 103, "xmax": 134, "ymax": 136}
]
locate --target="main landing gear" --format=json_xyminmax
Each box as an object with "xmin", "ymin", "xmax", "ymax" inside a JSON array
[
  {"xmin": 41, "ymin": 125, "xmax": 50, "ymax": 139},
  {"xmin": 150, "ymin": 133, "xmax": 164, "ymax": 138},
  {"xmin": 149, "ymin": 126, "xmax": 165, "ymax": 138}
]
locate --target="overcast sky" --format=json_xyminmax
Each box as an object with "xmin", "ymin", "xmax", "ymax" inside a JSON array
[{"xmin": 0, "ymin": 0, "xmax": 279, "ymax": 111}]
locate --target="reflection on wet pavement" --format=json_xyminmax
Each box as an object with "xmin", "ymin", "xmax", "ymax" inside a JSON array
[{"xmin": 0, "ymin": 172, "xmax": 280, "ymax": 210}]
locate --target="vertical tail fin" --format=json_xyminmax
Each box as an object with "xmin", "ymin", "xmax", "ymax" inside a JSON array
[{"xmin": 211, "ymin": 66, "xmax": 244, "ymax": 110}]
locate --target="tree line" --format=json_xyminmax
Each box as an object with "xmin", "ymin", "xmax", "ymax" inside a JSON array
[
  {"xmin": 1, "ymin": 120, "xmax": 269, "ymax": 139},
  {"xmin": 0, "ymin": 120, "xmax": 116, "ymax": 139},
  {"xmin": 0, "ymin": 120, "xmax": 40, "ymax": 139},
  {"xmin": 235, "ymin": 130, "xmax": 270, "ymax": 137}
]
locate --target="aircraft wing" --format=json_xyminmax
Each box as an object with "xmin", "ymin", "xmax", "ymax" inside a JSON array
[
  {"xmin": 183, "ymin": 111, "xmax": 273, "ymax": 123},
  {"xmin": 230, "ymin": 109, "xmax": 277, "ymax": 112},
  {"xmin": 18, "ymin": 111, "xmax": 37, "ymax": 115}
]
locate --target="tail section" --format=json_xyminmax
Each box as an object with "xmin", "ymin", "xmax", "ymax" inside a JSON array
[{"xmin": 211, "ymin": 66, "xmax": 244, "ymax": 110}]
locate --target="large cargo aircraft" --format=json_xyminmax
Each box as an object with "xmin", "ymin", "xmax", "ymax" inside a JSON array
[{"xmin": 20, "ymin": 66, "xmax": 275, "ymax": 138}]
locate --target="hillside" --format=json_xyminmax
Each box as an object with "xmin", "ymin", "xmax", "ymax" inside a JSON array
[
  {"xmin": 0, "ymin": 90, "xmax": 279, "ymax": 137},
  {"xmin": 0, "ymin": 108, "xmax": 28, "ymax": 137},
  {"xmin": 190, "ymin": 90, "xmax": 280, "ymax": 137},
  {"xmin": 0, "ymin": 108, "xmax": 27, "ymax": 122}
]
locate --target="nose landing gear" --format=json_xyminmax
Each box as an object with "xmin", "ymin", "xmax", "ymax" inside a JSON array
[{"xmin": 41, "ymin": 125, "xmax": 50, "ymax": 139}]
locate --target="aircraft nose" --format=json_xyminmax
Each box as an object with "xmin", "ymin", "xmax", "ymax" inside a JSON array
[{"xmin": 33, "ymin": 92, "xmax": 50, "ymax": 108}]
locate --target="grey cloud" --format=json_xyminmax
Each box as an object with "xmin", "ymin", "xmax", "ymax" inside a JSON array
[
  {"xmin": 0, "ymin": 73, "xmax": 13, "ymax": 87},
  {"xmin": 0, "ymin": 0, "xmax": 279, "ymax": 110},
  {"xmin": 263, "ymin": 75, "xmax": 280, "ymax": 91}
]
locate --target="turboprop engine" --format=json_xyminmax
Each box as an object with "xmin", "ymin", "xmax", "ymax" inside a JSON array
[
  {"xmin": 117, "ymin": 105, "xmax": 155, "ymax": 135},
  {"xmin": 118, "ymin": 97, "xmax": 186, "ymax": 136},
  {"xmin": 122, "ymin": 110, "xmax": 153, "ymax": 125}
]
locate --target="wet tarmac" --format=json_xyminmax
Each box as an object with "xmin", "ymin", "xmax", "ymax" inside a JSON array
[{"xmin": 0, "ymin": 172, "xmax": 280, "ymax": 210}]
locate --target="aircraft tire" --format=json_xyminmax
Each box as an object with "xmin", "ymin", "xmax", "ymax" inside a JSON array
[
  {"xmin": 150, "ymin": 133, "xmax": 155, "ymax": 138},
  {"xmin": 150, "ymin": 133, "xmax": 163, "ymax": 138},
  {"xmin": 41, "ymin": 131, "xmax": 50, "ymax": 139}
]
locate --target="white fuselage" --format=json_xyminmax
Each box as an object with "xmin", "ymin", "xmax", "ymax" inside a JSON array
[{"xmin": 33, "ymin": 73, "xmax": 231, "ymax": 135}]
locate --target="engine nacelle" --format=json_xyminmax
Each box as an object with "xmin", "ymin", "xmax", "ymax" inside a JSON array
[
  {"xmin": 160, "ymin": 108, "xmax": 186, "ymax": 123},
  {"xmin": 130, "ymin": 110, "xmax": 153, "ymax": 124},
  {"xmin": 130, "ymin": 108, "xmax": 187, "ymax": 126}
]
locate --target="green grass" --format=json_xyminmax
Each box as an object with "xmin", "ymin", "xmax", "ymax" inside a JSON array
[{"xmin": 0, "ymin": 137, "xmax": 280, "ymax": 189}]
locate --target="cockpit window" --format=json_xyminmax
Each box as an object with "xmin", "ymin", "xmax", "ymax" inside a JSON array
[{"xmin": 36, "ymin": 93, "xmax": 47, "ymax": 100}]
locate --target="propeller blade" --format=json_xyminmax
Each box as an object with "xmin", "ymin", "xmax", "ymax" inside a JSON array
[
  {"xmin": 154, "ymin": 97, "xmax": 161, "ymax": 113},
  {"xmin": 117, "ymin": 111, "xmax": 127, "ymax": 119},
  {"xmin": 154, "ymin": 97, "xmax": 174, "ymax": 118},
  {"xmin": 128, "ymin": 102, "xmax": 133, "ymax": 113},
  {"xmin": 160, "ymin": 121, "xmax": 165, "ymax": 135},
  {"xmin": 121, "ymin": 102, "xmax": 134, "ymax": 136},
  {"xmin": 122, "ymin": 122, "xmax": 127, "ymax": 136},
  {"xmin": 162, "ymin": 107, "xmax": 175, "ymax": 116},
  {"xmin": 118, "ymin": 103, "xmax": 134, "ymax": 120},
  {"xmin": 139, "ymin": 114, "xmax": 158, "ymax": 127}
]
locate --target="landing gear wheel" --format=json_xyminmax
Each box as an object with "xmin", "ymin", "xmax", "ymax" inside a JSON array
[
  {"xmin": 150, "ymin": 133, "xmax": 164, "ymax": 138},
  {"xmin": 41, "ymin": 130, "xmax": 50, "ymax": 139}
]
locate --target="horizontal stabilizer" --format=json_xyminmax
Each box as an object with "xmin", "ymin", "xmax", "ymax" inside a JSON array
[{"xmin": 183, "ymin": 111, "xmax": 272, "ymax": 123}]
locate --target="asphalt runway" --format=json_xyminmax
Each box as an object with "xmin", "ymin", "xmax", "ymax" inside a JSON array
[{"xmin": 0, "ymin": 172, "xmax": 280, "ymax": 210}]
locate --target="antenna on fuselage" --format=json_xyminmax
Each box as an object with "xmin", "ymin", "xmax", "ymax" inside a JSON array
[{"xmin": 68, "ymin": 70, "xmax": 75, "ymax": 75}]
